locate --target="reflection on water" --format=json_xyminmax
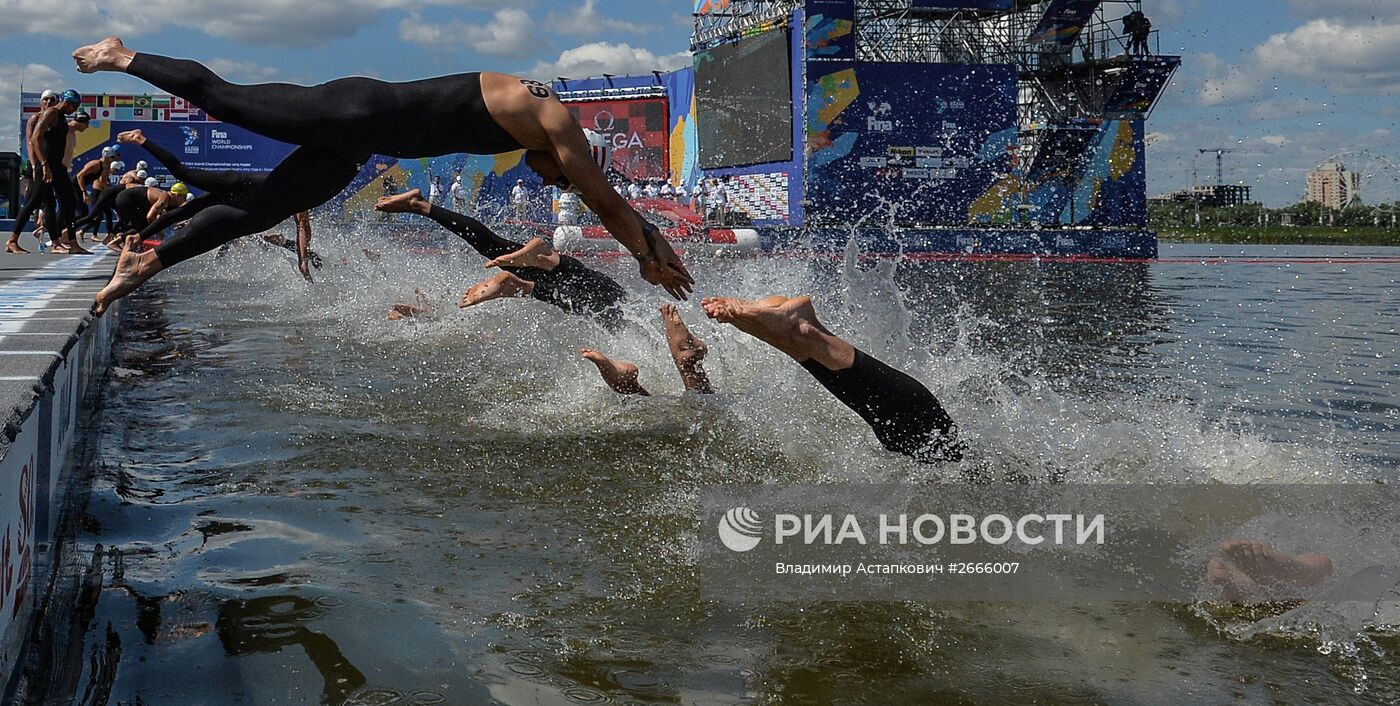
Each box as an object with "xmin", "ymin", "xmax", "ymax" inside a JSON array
[{"xmin": 22, "ymin": 235, "xmax": 1400, "ymax": 704}]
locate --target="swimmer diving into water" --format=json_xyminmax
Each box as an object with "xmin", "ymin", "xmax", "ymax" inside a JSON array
[
  {"xmin": 581, "ymin": 304, "xmax": 714, "ymax": 396},
  {"xmin": 581, "ymin": 297, "xmax": 960, "ymax": 463},
  {"xmin": 72, "ymin": 37, "xmax": 693, "ymax": 315},
  {"xmin": 703, "ymin": 296, "xmax": 964, "ymax": 464},
  {"xmin": 374, "ymin": 189, "xmax": 627, "ymax": 330},
  {"xmin": 115, "ymin": 130, "xmax": 318, "ymax": 281}
]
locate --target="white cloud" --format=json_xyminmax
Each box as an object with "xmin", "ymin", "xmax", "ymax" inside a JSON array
[
  {"xmin": 1201, "ymin": 18, "xmax": 1400, "ymax": 106},
  {"xmin": 527, "ymin": 42, "xmax": 691, "ymax": 81},
  {"xmin": 398, "ymin": 8, "xmax": 537, "ymax": 58},
  {"xmin": 547, "ymin": 0, "xmax": 657, "ymax": 37},
  {"xmin": 1260, "ymin": 135, "xmax": 1291, "ymax": 147}
]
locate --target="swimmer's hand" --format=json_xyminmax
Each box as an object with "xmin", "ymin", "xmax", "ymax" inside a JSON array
[{"xmin": 638, "ymin": 227, "xmax": 694, "ymax": 300}]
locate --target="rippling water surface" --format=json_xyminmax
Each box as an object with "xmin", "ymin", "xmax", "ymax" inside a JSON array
[{"xmin": 32, "ymin": 234, "xmax": 1400, "ymax": 704}]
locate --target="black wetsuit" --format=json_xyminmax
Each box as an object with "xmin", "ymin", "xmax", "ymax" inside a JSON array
[
  {"xmin": 12, "ymin": 112, "xmax": 78, "ymax": 239},
  {"xmin": 124, "ymin": 53, "xmax": 525, "ymax": 268},
  {"xmin": 71, "ymin": 182, "xmax": 127, "ymax": 234},
  {"xmin": 133, "ymin": 138, "xmax": 269, "ymax": 242},
  {"xmin": 113, "ymin": 187, "xmax": 159, "ymax": 234},
  {"xmin": 424, "ymin": 204, "xmax": 626, "ymax": 329},
  {"xmin": 801, "ymin": 350, "xmax": 963, "ymax": 463}
]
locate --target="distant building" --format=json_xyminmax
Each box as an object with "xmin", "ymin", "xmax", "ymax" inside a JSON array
[
  {"xmin": 1150, "ymin": 184, "xmax": 1251, "ymax": 207},
  {"xmin": 1306, "ymin": 163, "xmax": 1361, "ymax": 210}
]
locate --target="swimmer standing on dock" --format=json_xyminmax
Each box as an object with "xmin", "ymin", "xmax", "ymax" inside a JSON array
[{"xmin": 71, "ymin": 37, "xmax": 694, "ymax": 315}]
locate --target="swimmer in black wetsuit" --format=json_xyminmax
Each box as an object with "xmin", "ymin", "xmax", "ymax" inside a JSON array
[
  {"xmin": 116, "ymin": 129, "xmax": 317, "ymax": 280},
  {"xmin": 374, "ymin": 188, "xmax": 627, "ymax": 330},
  {"xmin": 112, "ymin": 183, "xmax": 189, "ymax": 237},
  {"xmin": 72, "ymin": 37, "xmax": 693, "ymax": 316},
  {"xmin": 10, "ymin": 89, "xmax": 86, "ymax": 254},
  {"xmin": 701, "ymin": 295, "xmax": 964, "ymax": 464}
]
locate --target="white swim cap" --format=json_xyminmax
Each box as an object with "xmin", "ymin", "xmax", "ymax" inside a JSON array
[
  {"xmin": 111, "ymin": 161, "xmax": 126, "ymax": 171},
  {"xmin": 583, "ymin": 129, "xmax": 613, "ymax": 171},
  {"xmin": 40, "ymin": 89, "xmax": 58, "ymax": 101},
  {"xmin": 136, "ymin": 160, "xmax": 149, "ymax": 171},
  {"xmin": 136, "ymin": 170, "xmax": 148, "ymax": 179},
  {"xmin": 101, "ymin": 146, "xmax": 115, "ymax": 158},
  {"xmin": 144, "ymin": 177, "xmax": 158, "ymax": 187}
]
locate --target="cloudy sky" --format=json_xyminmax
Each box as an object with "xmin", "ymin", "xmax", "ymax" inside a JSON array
[{"xmin": 2, "ymin": 0, "xmax": 1397, "ymax": 205}]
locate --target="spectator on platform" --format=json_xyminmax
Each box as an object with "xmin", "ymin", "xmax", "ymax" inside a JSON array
[
  {"xmin": 429, "ymin": 175, "xmax": 443, "ymax": 206},
  {"xmin": 643, "ymin": 180, "xmax": 660, "ymax": 199},
  {"xmin": 693, "ymin": 180, "xmax": 708, "ymax": 220},
  {"xmin": 674, "ymin": 181, "xmax": 688, "ymax": 205},
  {"xmin": 660, "ymin": 181, "xmax": 675, "ymax": 200},
  {"xmin": 511, "ymin": 178, "xmax": 530, "ymax": 220},
  {"xmin": 627, "ymin": 180, "xmax": 643, "ymax": 200},
  {"xmin": 1122, "ymin": 11, "xmax": 1151, "ymax": 55},
  {"xmin": 449, "ymin": 173, "xmax": 467, "ymax": 213},
  {"xmin": 710, "ymin": 179, "xmax": 730, "ymax": 226}
]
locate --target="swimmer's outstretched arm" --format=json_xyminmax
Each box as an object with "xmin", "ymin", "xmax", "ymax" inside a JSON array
[{"xmin": 702, "ymin": 295, "xmax": 963, "ymax": 463}]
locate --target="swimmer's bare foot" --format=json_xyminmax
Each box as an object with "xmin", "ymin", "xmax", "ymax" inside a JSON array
[
  {"xmin": 7, "ymin": 238, "xmax": 30, "ymax": 254},
  {"xmin": 50, "ymin": 242, "xmax": 71, "ymax": 254},
  {"xmin": 580, "ymin": 348, "xmax": 649, "ymax": 396},
  {"xmin": 1206, "ymin": 557, "xmax": 1257, "ymax": 603},
  {"xmin": 387, "ymin": 304, "xmax": 427, "ymax": 320},
  {"xmin": 485, "ymin": 237, "xmax": 559, "ymax": 271},
  {"xmin": 701, "ymin": 295, "xmax": 854, "ymax": 369},
  {"xmin": 459, "ymin": 271, "xmax": 533, "ymax": 308},
  {"xmin": 95, "ymin": 235, "xmax": 163, "ymax": 317},
  {"xmin": 374, "ymin": 188, "xmax": 431, "ymax": 216},
  {"xmin": 660, "ymin": 303, "xmax": 713, "ymax": 393},
  {"xmin": 1220, "ymin": 540, "xmax": 1333, "ymax": 587},
  {"xmin": 104, "ymin": 235, "xmax": 125, "ymax": 253},
  {"xmin": 73, "ymin": 37, "xmax": 134, "ymax": 74},
  {"xmin": 62, "ymin": 237, "xmax": 92, "ymax": 255},
  {"xmin": 117, "ymin": 129, "xmax": 146, "ymax": 145}
]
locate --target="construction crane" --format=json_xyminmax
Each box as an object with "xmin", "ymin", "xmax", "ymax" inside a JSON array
[{"xmin": 1198, "ymin": 148, "xmax": 1243, "ymax": 186}]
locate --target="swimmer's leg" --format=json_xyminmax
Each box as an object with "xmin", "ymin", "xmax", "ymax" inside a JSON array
[
  {"xmin": 580, "ymin": 348, "xmax": 649, "ymax": 396},
  {"xmin": 377, "ymin": 189, "xmax": 525, "ymax": 261},
  {"xmin": 702, "ymin": 295, "xmax": 963, "ymax": 463},
  {"xmin": 659, "ymin": 303, "xmax": 713, "ymax": 394},
  {"xmin": 78, "ymin": 41, "xmax": 346, "ymax": 147},
  {"xmin": 96, "ymin": 147, "xmax": 358, "ymax": 316},
  {"xmin": 121, "ymin": 129, "xmax": 257, "ymax": 193},
  {"xmin": 458, "ymin": 271, "xmax": 534, "ymax": 308}
]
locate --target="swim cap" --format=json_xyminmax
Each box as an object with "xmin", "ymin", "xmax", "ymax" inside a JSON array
[
  {"xmin": 40, "ymin": 89, "xmax": 58, "ymax": 101},
  {"xmin": 583, "ymin": 129, "xmax": 613, "ymax": 171},
  {"xmin": 101, "ymin": 146, "xmax": 115, "ymax": 158},
  {"xmin": 170, "ymin": 182, "xmax": 189, "ymax": 197},
  {"xmin": 74, "ymin": 111, "xmax": 91, "ymax": 123},
  {"xmin": 144, "ymin": 177, "xmax": 159, "ymax": 187},
  {"xmin": 61, "ymin": 89, "xmax": 82, "ymax": 105},
  {"xmin": 136, "ymin": 160, "xmax": 149, "ymax": 171},
  {"xmin": 136, "ymin": 170, "xmax": 148, "ymax": 179},
  {"xmin": 111, "ymin": 161, "xmax": 125, "ymax": 171}
]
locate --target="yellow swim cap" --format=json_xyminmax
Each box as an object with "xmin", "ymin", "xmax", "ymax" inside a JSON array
[{"xmin": 170, "ymin": 182, "xmax": 189, "ymax": 197}]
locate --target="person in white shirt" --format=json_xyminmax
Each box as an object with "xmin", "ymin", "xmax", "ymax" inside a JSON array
[
  {"xmin": 449, "ymin": 174, "xmax": 467, "ymax": 213},
  {"xmin": 711, "ymin": 179, "xmax": 729, "ymax": 226},
  {"xmin": 674, "ymin": 181, "xmax": 688, "ymax": 205},
  {"xmin": 510, "ymin": 179, "xmax": 530, "ymax": 220},
  {"xmin": 428, "ymin": 175, "xmax": 443, "ymax": 206},
  {"xmin": 660, "ymin": 181, "xmax": 675, "ymax": 200},
  {"xmin": 643, "ymin": 180, "xmax": 660, "ymax": 199},
  {"xmin": 557, "ymin": 188, "xmax": 580, "ymax": 225},
  {"xmin": 693, "ymin": 181, "xmax": 708, "ymax": 221},
  {"xmin": 627, "ymin": 181, "xmax": 642, "ymax": 200}
]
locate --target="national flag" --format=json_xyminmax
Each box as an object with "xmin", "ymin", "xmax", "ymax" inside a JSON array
[
  {"xmin": 135, "ymin": 95, "xmax": 151, "ymax": 108},
  {"xmin": 115, "ymin": 95, "xmax": 134, "ymax": 107}
]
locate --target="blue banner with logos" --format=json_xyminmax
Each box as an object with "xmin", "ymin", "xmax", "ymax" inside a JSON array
[{"xmin": 804, "ymin": 62, "xmax": 1017, "ymax": 226}]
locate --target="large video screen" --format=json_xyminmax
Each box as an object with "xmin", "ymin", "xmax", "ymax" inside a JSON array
[{"xmin": 695, "ymin": 29, "xmax": 793, "ymax": 169}]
